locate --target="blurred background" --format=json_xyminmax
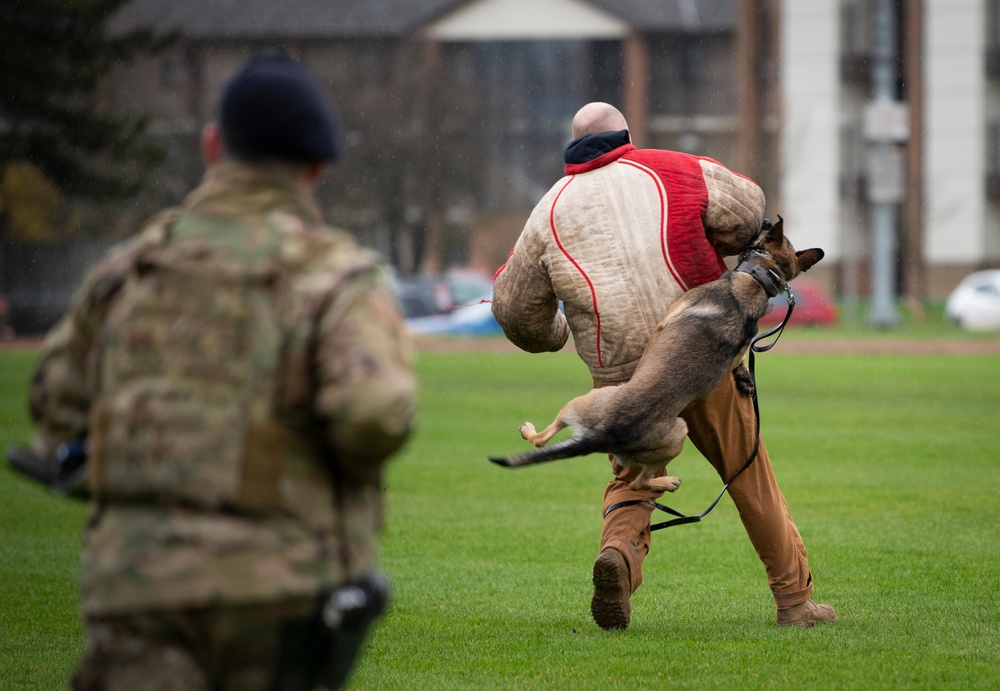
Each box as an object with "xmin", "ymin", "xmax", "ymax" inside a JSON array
[{"xmin": 2, "ymin": 0, "xmax": 998, "ymax": 335}]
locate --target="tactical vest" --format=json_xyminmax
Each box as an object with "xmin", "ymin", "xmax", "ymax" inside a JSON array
[{"xmin": 88, "ymin": 214, "xmax": 340, "ymax": 528}]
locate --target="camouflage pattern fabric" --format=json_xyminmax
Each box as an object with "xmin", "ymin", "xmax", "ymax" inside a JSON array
[
  {"xmin": 72, "ymin": 599, "xmax": 316, "ymax": 691},
  {"xmin": 29, "ymin": 162, "xmax": 416, "ymax": 616}
]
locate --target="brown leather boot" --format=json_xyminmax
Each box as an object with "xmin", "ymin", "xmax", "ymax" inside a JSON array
[
  {"xmin": 591, "ymin": 548, "xmax": 631, "ymax": 630},
  {"xmin": 776, "ymin": 599, "xmax": 837, "ymax": 627}
]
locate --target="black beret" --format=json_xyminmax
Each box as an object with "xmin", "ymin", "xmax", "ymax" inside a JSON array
[{"xmin": 220, "ymin": 51, "xmax": 341, "ymax": 163}]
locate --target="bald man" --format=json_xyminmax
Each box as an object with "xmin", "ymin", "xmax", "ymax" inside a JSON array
[
  {"xmin": 572, "ymin": 101, "xmax": 627, "ymax": 137},
  {"xmin": 492, "ymin": 102, "xmax": 836, "ymax": 630}
]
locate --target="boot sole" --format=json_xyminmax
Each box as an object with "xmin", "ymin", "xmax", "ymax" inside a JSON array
[{"xmin": 591, "ymin": 552, "xmax": 630, "ymax": 630}]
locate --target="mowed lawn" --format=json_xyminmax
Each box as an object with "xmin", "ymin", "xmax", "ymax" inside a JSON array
[{"xmin": 1, "ymin": 343, "xmax": 998, "ymax": 689}]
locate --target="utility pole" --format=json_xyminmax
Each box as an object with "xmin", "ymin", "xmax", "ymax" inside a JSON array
[
  {"xmin": 734, "ymin": 0, "xmax": 781, "ymax": 200},
  {"xmin": 902, "ymin": 0, "xmax": 926, "ymax": 313},
  {"xmin": 735, "ymin": 0, "xmax": 762, "ymax": 181},
  {"xmin": 865, "ymin": 0, "xmax": 905, "ymax": 327}
]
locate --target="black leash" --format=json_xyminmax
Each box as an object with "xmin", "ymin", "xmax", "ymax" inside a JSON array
[{"xmin": 603, "ymin": 285, "xmax": 796, "ymax": 531}]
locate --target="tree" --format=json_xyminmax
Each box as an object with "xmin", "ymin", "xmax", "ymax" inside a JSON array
[
  {"xmin": 0, "ymin": 0, "xmax": 168, "ymax": 240},
  {"xmin": 322, "ymin": 40, "xmax": 490, "ymax": 275}
]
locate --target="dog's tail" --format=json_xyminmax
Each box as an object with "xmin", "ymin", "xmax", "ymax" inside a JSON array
[{"xmin": 489, "ymin": 434, "xmax": 602, "ymax": 468}]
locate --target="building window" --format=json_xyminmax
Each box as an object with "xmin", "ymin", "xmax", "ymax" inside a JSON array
[
  {"xmin": 161, "ymin": 53, "xmax": 190, "ymax": 87},
  {"xmin": 356, "ymin": 43, "xmax": 384, "ymax": 90},
  {"xmin": 447, "ymin": 45, "xmax": 477, "ymax": 86},
  {"xmin": 648, "ymin": 34, "xmax": 733, "ymax": 117}
]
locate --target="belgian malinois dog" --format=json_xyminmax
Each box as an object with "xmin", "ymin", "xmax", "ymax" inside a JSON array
[{"xmin": 489, "ymin": 217, "xmax": 824, "ymax": 493}]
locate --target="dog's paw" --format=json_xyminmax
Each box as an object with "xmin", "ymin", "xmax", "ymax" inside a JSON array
[
  {"xmin": 519, "ymin": 422, "xmax": 536, "ymax": 440},
  {"xmin": 641, "ymin": 475, "xmax": 683, "ymax": 493}
]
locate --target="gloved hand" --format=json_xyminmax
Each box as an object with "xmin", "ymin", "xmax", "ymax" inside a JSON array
[{"xmin": 6, "ymin": 440, "xmax": 88, "ymax": 498}]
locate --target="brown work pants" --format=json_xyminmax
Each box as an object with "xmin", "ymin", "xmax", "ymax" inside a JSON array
[{"xmin": 597, "ymin": 371, "xmax": 814, "ymax": 611}]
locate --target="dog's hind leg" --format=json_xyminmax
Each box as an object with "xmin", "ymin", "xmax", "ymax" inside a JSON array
[
  {"xmin": 626, "ymin": 417, "xmax": 687, "ymax": 493},
  {"xmin": 519, "ymin": 417, "xmax": 567, "ymax": 447},
  {"xmin": 732, "ymin": 361, "xmax": 755, "ymax": 398},
  {"xmin": 520, "ymin": 389, "xmax": 607, "ymax": 448},
  {"xmin": 630, "ymin": 467, "xmax": 683, "ymax": 493}
]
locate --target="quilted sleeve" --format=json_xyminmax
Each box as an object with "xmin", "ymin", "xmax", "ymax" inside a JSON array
[
  {"xmin": 491, "ymin": 226, "xmax": 569, "ymax": 354},
  {"xmin": 699, "ymin": 159, "xmax": 767, "ymax": 256}
]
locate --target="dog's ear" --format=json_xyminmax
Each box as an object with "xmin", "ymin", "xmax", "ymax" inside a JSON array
[
  {"xmin": 796, "ymin": 248, "xmax": 825, "ymax": 272},
  {"xmin": 765, "ymin": 215, "xmax": 784, "ymax": 241}
]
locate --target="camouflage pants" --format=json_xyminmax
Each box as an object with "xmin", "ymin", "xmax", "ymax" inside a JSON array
[{"xmin": 72, "ymin": 598, "xmax": 319, "ymax": 691}]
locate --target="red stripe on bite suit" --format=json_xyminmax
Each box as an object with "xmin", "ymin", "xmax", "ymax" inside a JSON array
[
  {"xmin": 618, "ymin": 157, "xmax": 689, "ymax": 292},
  {"xmin": 623, "ymin": 149, "xmax": 727, "ymax": 291}
]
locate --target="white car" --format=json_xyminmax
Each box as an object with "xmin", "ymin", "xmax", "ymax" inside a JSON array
[{"xmin": 945, "ymin": 270, "xmax": 1000, "ymax": 331}]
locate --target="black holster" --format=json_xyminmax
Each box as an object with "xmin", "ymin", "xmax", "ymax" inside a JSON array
[{"xmin": 274, "ymin": 573, "xmax": 390, "ymax": 691}]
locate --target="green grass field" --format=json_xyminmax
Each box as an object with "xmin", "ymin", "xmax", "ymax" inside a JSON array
[{"xmin": 2, "ymin": 340, "xmax": 999, "ymax": 689}]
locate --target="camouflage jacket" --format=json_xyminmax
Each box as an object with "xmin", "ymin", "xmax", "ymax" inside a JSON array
[{"xmin": 29, "ymin": 162, "xmax": 417, "ymax": 616}]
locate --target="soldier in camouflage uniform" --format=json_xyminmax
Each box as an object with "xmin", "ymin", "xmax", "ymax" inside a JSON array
[{"xmin": 27, "ymin": 52, "xmax": 416, "ymax": 690}]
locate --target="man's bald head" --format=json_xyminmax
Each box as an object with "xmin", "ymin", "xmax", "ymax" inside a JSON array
[{"xmin": 571, "ymin": 102, "xmax": 629, "ymax": 139}]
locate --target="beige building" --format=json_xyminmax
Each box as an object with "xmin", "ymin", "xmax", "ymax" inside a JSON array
[
  {"xmin": 106, "ymin": 0, "xmax": 1000, "ymax": 300},
  {"xmin": 107, "ymin": 0, "xmax": 763, "ymax": 279},
  {"xmin": 784, "ymin": 0, "xmax": 1000, "ymax": 301}
]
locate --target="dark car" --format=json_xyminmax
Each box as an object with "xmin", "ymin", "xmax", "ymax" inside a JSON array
[{"xmin": 392, "ymin": 268, "xmax": 494, "ymax": 319}]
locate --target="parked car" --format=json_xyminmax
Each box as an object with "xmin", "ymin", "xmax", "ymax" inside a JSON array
[
  {"xmin": 394, "ymin": 268, "xmax": 502, "ymax": 336},
  {"xmin": 758, "ymin": 278, "xmax": 838, "ymax": 328},
  {"xmin": 945, "ymin": 270, "xmax": 1000, "ymax": 331},
  {"xmin": 393, "ymin": 274, "xmax": 452, "ymax": 319},
  {"xmin": 392, "ymin": 268, "xmax": 493, "ymax": 319}
]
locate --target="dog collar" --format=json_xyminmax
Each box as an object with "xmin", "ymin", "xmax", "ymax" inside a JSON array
[{"xmin": 735, "ymin": 261, "xmax": 784, "ymax": 298}]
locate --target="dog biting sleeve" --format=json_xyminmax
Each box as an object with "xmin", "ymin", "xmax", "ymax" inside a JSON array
[{"xmin": 698, "ymin": 158, "xmax": 767, "ymax": 256}]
